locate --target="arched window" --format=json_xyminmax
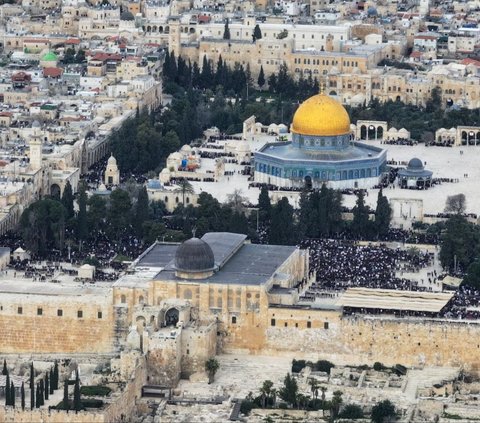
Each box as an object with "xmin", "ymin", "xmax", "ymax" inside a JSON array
[
  {"xmin": 164, "ymin": 196, "xmax": 168, "ymax": 203},
  {"xmin": 175, "ymin": 196, "xmax": 179, "ymax": 203},
  {"xmin": 232, "ymin": 316, "xmax": 237, "ymax": 324},
  {"xmin": 121, "ymin": 295, "xmax": 126, "ymax": 304}
]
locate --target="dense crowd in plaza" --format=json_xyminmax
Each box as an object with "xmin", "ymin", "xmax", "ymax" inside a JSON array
[{"xmin": 300, "ymin": 238, "xmax": 432, "ymax": 291}]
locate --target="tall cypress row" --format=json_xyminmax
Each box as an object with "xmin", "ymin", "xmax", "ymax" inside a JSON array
[
  {"xmin": 5, "ymin": 371, "xmax": 10, "ymax": 406},
  {"xmin": 21, "ymin": 382, "xmax": 25, "ymax": 410},
  {"xmin": 10, "ymin": 381, "xmax": 15, "ymax": 408},
  {"xmin": 30, "ymin": 363, "xmax": 35, "ymax": 409}
]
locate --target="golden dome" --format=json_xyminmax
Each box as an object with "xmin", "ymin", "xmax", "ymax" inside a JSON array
[{"xmin": 291, "ymin": 93, "xmax": 351, "ymax": 136}]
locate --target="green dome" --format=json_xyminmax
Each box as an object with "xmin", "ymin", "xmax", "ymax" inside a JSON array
[{"xmin": 42, "ymin": 51, "xmax": 58, "ymax": 61}]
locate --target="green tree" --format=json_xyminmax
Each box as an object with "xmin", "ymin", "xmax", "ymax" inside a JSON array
[
  {"xmin": 440, "ymin": 215, "xmax": 480, "ymax": 272},
  {"xmin": 21, "ymin": 382, "xmax": 25, "ymax": 410},
  {"xmin": 352, "ymin": 191, "xmax": 370, "ymax": 238},
  {"xmin": 260, "ymin": 380, "xmax": 274, "ymax": 408},
  {"xmin": 135, "ymin": 186, "xmax": 150, "ymax": 237},
  {"xmin": 340, "ymin": 403, "xmax": 364, "ymax": 419},
  {"xmin": 269, "ymin": 197, "xmax": 296, "ymax": 245},
  {"xmin": 330, "ymin": 390, "xmax": 343, "ymax": 419},
  {"xmin": 63, "ymin": 379, "xmax": 69, "ymax": 411},
  {"xmin": 176, "ymin": 178, "xmax": 194, "ymax": 207},
  {"xmin": 2, "ymin": 359, "xmax": 6, "ymax": 375},
  {"xmin": 10, "ymin": 381, "xmax": 15, "ymax": 407},
  {"xmin": 61, "ymin": 181, "xmax": 74, "ymax": 219},
  {"xmin": 5, "ymin": 370, "xmax": 10, "ymax": 406},
  {"xmin": 371, "ymin": 399, "xmax": 396, "ymax": 423},
  {"xmin": 308, "ymin": 378, "xmax": 320, "ymax": 400},
  {"xmin": 53, "ymin": 361, "xmax": 59, "ymax": 391},
  {"xmin": 258, "ymin": 185, "xmax": 271, "ymax": 224},
  {"xmin": 107, "ymin": 189, "xmax": 132, "ymax": 238},
  {"xmin": 375, "ymin": 189, "xmax": 391, "ymax": 237},
  {"xmin": 223, "ymin": 19, "xmax": 230, "ymax": 39},
  {"xmin": 74, "ymin": 49, "xmax": 85, "ymax": 63},
  {"xmin": 463, "ymin": 260, "xmax": 480, "ymax": 289},
  {"xmin": 257, "ymin": 65, "xmax": 266, "ymax": 88},
  {"xmin": 253, "ymin": 24, "xmax": 262, "ymax": 42},
  {"xmin": 30, "ymin": 363, "xmax": 34, "ymax": 410},
  {"xmin": 87, "ymin": 195, "xmax": 107, "ymax": 236},
  {"xmin": 205, "ymin": 358, "xmax": 219, "ymax": 384},
  {"xmin": 49, "ymin": 369, "xmax": 54, "ymax": 395},
  {"xmin": 76, "ymin": 183, "xmax": 88, "ymax": 242},
  {"xmin": 45, "ymin": 373, "xmax": 49, "ymax": 401},
  {"xmin": 444, "ymin": 193, "xmax": 466, "ymax": 215},
  {"xmin": 279, "ymin": 373, "xmax": 298, "ymax": 407},
  {"xmin": 73, "ymin": 370, "xmax": 81, "ymax": 412}
]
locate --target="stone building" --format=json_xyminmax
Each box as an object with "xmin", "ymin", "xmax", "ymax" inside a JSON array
[
  {"xmin": 254, "ymin": 92, "xmax": 387, "ymax": 189},
  {"xmin": 104, "ymin": 155, "xmax": 120, "ymax": 186}
]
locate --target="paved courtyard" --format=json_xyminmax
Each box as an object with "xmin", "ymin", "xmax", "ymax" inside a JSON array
[{"xmin": 190, "ymin": 136, "xmax": 480, "ymax": 215}]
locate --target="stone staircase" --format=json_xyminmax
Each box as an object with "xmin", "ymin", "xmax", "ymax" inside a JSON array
[{"xmin": 402, "ymin": 367, "xmax": 460, "ymax": 401}]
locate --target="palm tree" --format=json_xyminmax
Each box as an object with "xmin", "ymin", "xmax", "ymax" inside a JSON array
[
  {"xmin": 205, "ymin": 358, "xmax": 219, "ymax": 384},
  {"xmin": 320, "ymin": 386, "xmax": 327, "ymax": 416},
  {"xmin": 176, "ymin": 178, "xmax": 194, "ymax": 207},
  {"xmin": 308, "ymin": 378, "xmax": 320, "ymax": 400},
  {"xmin": 270, "ymin": 388, "xmax": 277, "ymax": 408},
  {"xmin": 260, "ymin": 380, "xmax": 273, "ymax": 408}
]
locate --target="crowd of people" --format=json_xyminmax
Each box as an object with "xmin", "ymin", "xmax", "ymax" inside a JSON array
[{"xmin": 300, "ymin": 239, "xmax": 433, "ymax": 293}]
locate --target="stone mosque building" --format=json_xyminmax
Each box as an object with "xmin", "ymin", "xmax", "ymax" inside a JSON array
[{"xmin": 253, "ymin": 93, "xmax": 387, "ymax": 189}]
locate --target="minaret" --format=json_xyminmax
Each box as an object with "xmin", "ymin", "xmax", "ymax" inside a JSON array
[{"xmin": 29, "ymin": 120, "xmax": 43, "ymax": 171}]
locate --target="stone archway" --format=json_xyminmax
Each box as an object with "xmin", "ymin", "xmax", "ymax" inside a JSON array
[
  {"xmin": 304, "ymin": 175, "xmax": 312, "ymax": 190},
  {"xmin": 165, "ymin": 308, "xmax": 179, "ymax": 326}
]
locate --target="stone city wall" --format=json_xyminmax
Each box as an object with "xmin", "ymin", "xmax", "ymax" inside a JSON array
[
  {"xmin": 263, "ymin": 311, "xmax": 480, "ymax": 369},
  {"xmin": 0, "ymin": 294, "xmax": 114, "ymax": 354},
  {"xmin": 0, "ymin": 408, "xmax": 106, "ymax": 423}
]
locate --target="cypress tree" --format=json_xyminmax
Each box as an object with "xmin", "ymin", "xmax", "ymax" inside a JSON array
[
  {"xmin": 35, "ymin": 383, "xmax": 40, "ymax": 408},
  {"xmin": 63, "ymin": 380, "xmax": 69, "ymax": 411},
  {"xmin": 2, "ymin": 359, "xmax": 7, "ymax": 375},
  {"xmin": 253, "ymin": 24, "xmax": 262, "ymax": 42},
  {"xmin": 5, "ymin": 371, "xmax": 10, "ymax": 406},
  {"xmin": 61, "ymin": 181, "xmax": 74, "ymax": 219},
  {"xmin": 135, "ymin": 186, "xmax": 149, "ymax": 237},
  {"xmin": 45, "ymin": 373, "xmax": 49, "ymax": 400},
  {"xmin": 258, "ymin": 185, "xmax": 272, "ymax": 224},
  {"xmin": 352, "ymin": 190, "xmax": 371, "ymax": 238},
  {"xmin": 39, "ymin": 379, "xmax": 44, "ymax": 406},
  {"xmin": 49, "ymin": 368, "xmax": 54, "ymax": 394},
  {"xmin": 53, "ymin": 360, "xmax": 59, "ymax": 390},
  {"xmin": 223, "ymin": 19, "xmax": 231, "ymax": 40},
  {"xmin": 76, "ymin": 183, "xmax": 88, "ymax": 242},
  {"xmin": 257, "ymin": 65, "xmax": 265, "ymax": 88},
  {"xmin": 10, "ymin": 381, "xmax": 15, "ymax": 408},
  {"xmin": 73, "ymin": 370, "xmax": 81, "ymax": 412},
  {"xmin": 21, "ymin": 382, "xmax": 25, "ymax": 410},
  {"xmin": 374, "ymin": 188, "xmax": 392, "ymax": 237},
  {"xmin": 30, "ymin": 363, "xmax": 34, "ymax": 409}
]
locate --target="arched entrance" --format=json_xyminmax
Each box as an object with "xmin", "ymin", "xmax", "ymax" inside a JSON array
[
  {"xmin": 304, "ymin": 175, "xmax": 312, "ymax": 190},
  {"xmin": 165, "ymin": 308, "xmax": 179, "ymax": 326},
  {"xmin": 50, "ymin": 184, "xmax": 61, "ymax": 199},
  {"xmin": 360, "ymin": 125, "xmax": 367, "ymax": 140}
]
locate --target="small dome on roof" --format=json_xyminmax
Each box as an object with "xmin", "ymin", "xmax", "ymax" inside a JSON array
[
  {"xmin": 175, "ymin": 237, "xmax": 215, "ymax": 273},
  {"xmin": 32, "ymin": 120, "xmax": 41, "ymax": 128},
  {"xmin": 98, "ymin": 183, "xmax": 107, "ymax": 192},
  {"xmin": 147, "ymin": 179, "xmax": 161, "ymax": 189},
  {"xmin": 107, "ymin": 155, "xmax": 117, "ymax": 165},
  {"xmin": 407, "ymin": 158, "xmax": 423, "ymax": 170},
  {"xmin": 120, "ymin": 10, "xmax": 135, "ymax": 20},
  {"xmin": 180, "ymin": 144, "xmax": 192, "ymax": 153},
  {"xmin": 42, "ymin": 51, "xmax": 58, "ymax": 61}
]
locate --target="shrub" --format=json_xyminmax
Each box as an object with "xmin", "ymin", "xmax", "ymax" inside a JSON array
[
  {"xmin": 373, "ymin": 362, "xmax": 384, "ymax": 371},
  {"xmin": 393, "ymin": 364, "xmax": 407, "ymax": 376},
  {"xmin": 80, "ymin": 386, "xmax": 112, "ymax": 397},
  {"xmin": 339, "ymin": 403, "xmax": 364, "ymax": 419},
  {"xmin": 314, "ymin": 360, "xmax": 335, "ymax": 374},
  {"xmin": 240, "ymin": 400, "xmax": 254, "ymax": 415},
  {"xmin": 81, "ymin": 399, "xmax": 104, "ymax": 409},
  {"xmin": 291, "ymin": 359, "xmax": 306, "ymax": 373},
  {"xmin": 371, "ymin": 400, "xmax": 396, "ymax": 423},
  {"xmin": 278, "ymin": 403, "xmax": 288, "ymax": 409}
]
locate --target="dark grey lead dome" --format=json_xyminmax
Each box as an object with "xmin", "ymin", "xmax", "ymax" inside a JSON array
[
  {"xmin": 175, "ymin": 237, "xmax": 215, "ymax": 272},
  {"xmin": 407, "ymin": 158, "xmax": 424, "ymax": 171}
]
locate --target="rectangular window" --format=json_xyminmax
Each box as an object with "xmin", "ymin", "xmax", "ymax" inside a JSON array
[
  {"xmin": 18, "ymin": 307, "xmax": 22, "ymax": 314},
  {"xmin": 284, "ymin": 322, "xmax": 288, "ymax": 327},
  {"xmin": 98, "ymin": 311, "xmax": 103, "ymax": 319},
  {"xmin": 307, "ymin": 321, "xmax": 311, "ymax": 328},
  {"xmin": 37, "ymin": 308, "xmax": 43, "ymax": 316},
  {"xmin": 77, "ymin": 310, "xmax": 83, "ymax": 318},
  {"xmin": 271, "ymin": 318, "xmax": 276, "ymax": 327},
  {"xmin": 57, "ymin": 309, "xmax": 63, "ymax": 317},
  {"xmin": 324, "ymin": 322, "xmax": 329, "ymax": 329}
]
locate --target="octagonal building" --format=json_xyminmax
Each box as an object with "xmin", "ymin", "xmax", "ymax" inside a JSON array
[{"xmin": 253, "ymin": 93, "xmax": 387, "ymax": 189}]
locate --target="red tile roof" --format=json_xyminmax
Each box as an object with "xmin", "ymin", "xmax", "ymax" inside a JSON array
[{"xmin": 43, "ymin": 67, "xmax": 63, "ymax": 78}]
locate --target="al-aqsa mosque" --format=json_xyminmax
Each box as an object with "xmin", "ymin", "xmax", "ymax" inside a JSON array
[{"xmin": 254, "ymin": 93, "xmax": 387, "ymax": 189}]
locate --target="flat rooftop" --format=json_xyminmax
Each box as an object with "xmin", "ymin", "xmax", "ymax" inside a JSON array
[{"xmin": 336, "ymin": 287, "xmax": 454, "ymax": 313}]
